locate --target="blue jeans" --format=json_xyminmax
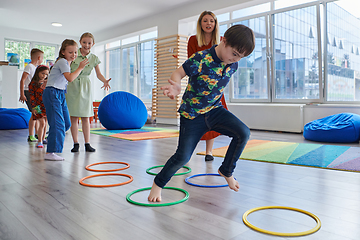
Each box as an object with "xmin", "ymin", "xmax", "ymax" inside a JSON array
[
  {"xmin": 154, "ymin": 107, "xmax": 250, "ymax": 188},
  {"xmin": 43, "ymin": 87, "xmax": 71, "ymax": 153}
]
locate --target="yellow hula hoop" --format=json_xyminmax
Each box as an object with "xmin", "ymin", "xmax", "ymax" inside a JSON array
[{"xmin": 242, "ymin": 206, "xmax": 321, "ymax": 237}]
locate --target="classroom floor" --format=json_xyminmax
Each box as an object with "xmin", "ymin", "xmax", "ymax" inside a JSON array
[{"xmin": 1, "ymin": 122, "xmax": 360, "ymax": 240}]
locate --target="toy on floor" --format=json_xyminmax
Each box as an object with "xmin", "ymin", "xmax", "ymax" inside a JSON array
[
  {"xmin": 243, "ymin": 206, "xmax": 321, "ymax": 236},
  {"xmin": 0, "ymin": 108, "xmax": 31, "ymax": 130},
  {"xmin": 98, "ymin": 91, "xmax": 147, "ymax": 130},
  {"xmin": 303, "ymin": 112, "xmax": 360, "ymax": 143},
  {"xmin": 126, "ymin": 187, "xmax": 189, "ymax": 207}
]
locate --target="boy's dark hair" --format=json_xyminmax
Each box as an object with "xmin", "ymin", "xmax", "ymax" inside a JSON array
[
  {"xmin": 223, "ymin": 24, "xmax": 255, "ymax": 57},
  {"xmin": 30, "ymin": 48, "xmax": 44, "ymax": 58}
]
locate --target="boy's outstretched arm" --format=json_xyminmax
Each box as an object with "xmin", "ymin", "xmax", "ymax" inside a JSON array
[{"xmin": 161, "ymin": 66, "xmax": 186, "ymax": 100}]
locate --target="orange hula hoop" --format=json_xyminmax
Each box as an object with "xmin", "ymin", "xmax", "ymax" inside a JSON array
[
  {"xmin": 79, "ymin": 173, "xmax": 133, "ymax": 187},
  {"xmin": 85, "ymin": 161, "xmax": 130, "ymax": 172}
]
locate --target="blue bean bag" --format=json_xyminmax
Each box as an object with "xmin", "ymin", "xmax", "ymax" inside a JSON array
[
  {"xmin": 98, "ymin": 91, "xmax": 147, "ymax": 130},
  {"xmin": 303, "ymin": 113, "xmax": 360, "ymax": 143},
  {"xmin": 0, "ymin": 108, "xmax": 31, "ymax": 130}
]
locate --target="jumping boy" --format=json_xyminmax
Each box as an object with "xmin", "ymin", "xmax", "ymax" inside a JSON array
[
  {"xmin": 148, "ymin": 24, "xmax": 255, "ymax": 202},
  {"xmin": 19, "ymin": 48, "xmax": 44, "ymax": 142}
]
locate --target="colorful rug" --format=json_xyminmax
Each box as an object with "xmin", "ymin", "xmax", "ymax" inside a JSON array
[
  {"xmin": 87, "ymin": 126, "xmax": 179, "ymax": 141},
  {"xmin": 197, "ymin": 139, "xmax": 360, "ymax": 172}
]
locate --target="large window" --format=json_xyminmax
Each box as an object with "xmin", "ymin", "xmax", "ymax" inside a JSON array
[
  {"xmin": 212, "ymin": 0, "xmax": 360, "ymax": 104},
  {"xmin": 5, "ymin": 40, "xmax": 30, "ymax": 68},
  {"xmin": 5, "ymin": 39, "xmax": 57, "ymax": 69},
  {"xmin": 325, "ymin": 1, "xmax": 360, "ymax": 102},
  {"xmin": 35, "ymin": 44, "xmax": 57, "ymax": 67},
  {"xmin": 105, "ymin": 31, "xmax": 156, "ymax": 102},
  {"xmin": 106, "ymin": 48, "xmax": 120, "ymax": 90},
  {"xmin": 272, "ymin": 5, "xmax": 319, "ymax": 100},
  {"xmin": 232, "ymin": 17, "xmax": 268, "ymax": 101},
  {"xmin": 139, "ymin": 41, "xmax": 155, "ymax": 99},
  {"xmin": 121, "ymin": 46, "xmax": 136, "ymax": 93}
]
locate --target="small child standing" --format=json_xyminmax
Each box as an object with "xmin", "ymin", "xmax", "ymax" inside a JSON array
[
  {"xmin": 19, "ymin": 48, "xmax": 44, "ymax": 142},
  {"xmin": 43, "ymin": 39, "xmax": 89, "ymax": 161},
  {"xmin": 148, "ymin": 25, "xmax": 255, "ymax": 202},
  {"xmin": 29, "ymin": 65, "xmax": 50, "ymax": 148}
]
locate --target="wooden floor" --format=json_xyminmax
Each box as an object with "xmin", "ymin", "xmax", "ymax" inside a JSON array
[{"xmin": 1, "ymin": 122, "xmax": 360, "ymax": 240}]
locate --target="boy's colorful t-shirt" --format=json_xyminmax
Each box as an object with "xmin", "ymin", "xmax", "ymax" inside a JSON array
[{"xmin": 180, "ymin": 45, "xmax": 238, "ymax": 119}]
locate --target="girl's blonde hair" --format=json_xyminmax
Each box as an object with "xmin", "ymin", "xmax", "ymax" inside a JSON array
[
  {"xmin": 80, "ymin": 32, "xmax": 95, "ymax": 44},
  {"xmin": 57, "ymin": 39, "xmax": 77, "ymax": 61},
  {"xmin": 196, "ymin": 11, "xmax": 220, "ymax": 47}
]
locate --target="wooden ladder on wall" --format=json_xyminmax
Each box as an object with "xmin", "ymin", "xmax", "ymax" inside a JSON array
[{"xmin": 152, "ymin": 34, "xmax": 188, "ymax": 123}]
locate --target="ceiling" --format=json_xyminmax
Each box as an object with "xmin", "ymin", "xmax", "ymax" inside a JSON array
[{"xmin": 0, "ymin": 0, "xmax": 201, "ymax": 37}]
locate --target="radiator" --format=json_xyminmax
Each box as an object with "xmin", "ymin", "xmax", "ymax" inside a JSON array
[{"xmin": 228, "ymin": 103, "xmax": 305, "ymax": 133}]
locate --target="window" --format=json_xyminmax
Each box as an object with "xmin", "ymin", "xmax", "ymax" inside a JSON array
[
  {"xmin": 34, "ymin": 44, "xmax": 56, "ymax": 67},
  {"xmin": 139, "ymin": 40, "xmax": 155, "ymax": 99},
  {"xmin": 106, "ymin": 48, "xmax": 120, "ymax": 90},
  {"xmin": 217, "ymin": 12, "xmax": 230, "ymax": 23},
  {"xmin": 5, "ymin": 40, "xmax": 30, "ymax": 69},
  {"xmin": 272, "ymin": 5, "xmax": 319, "ymax": 100},
  {"xmin": 232, "ymin": 3, "xmax": 271, "ymax": 19},
  {"xmin": 121, "ymin": 46, "xmax": 136, "ymax": 93},
  {"xmin": 274, "ymin": 0, "xmax": 316, "ymax": 10},
  {"xmin": 228, "ymin": 0, "xmax": 360, "ymax": 103},
  {"xmin": 5, "ymin": 39, "xmax": 57, "ymax": 69},
  {"xmin": 325, "ymin": 1, "xmax": 360, "ymax": 102},
  {"xmin": 232, "ymin": 17, "xmax": 269, "ymax": 101},
  {"xmin": 105, "ymin": 30, "xmax": 157, "ymax": 102}
]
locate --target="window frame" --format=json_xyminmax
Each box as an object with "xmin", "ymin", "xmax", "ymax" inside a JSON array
[
  {"xmin": 4, "ymin": 38, "xmax": 58, "ymax": 69},
  {"xmin": 213, "ymin": 1, "xmax": 326, "ymax": 104},
  {"xmin": 104, "ymin": 31, "xmax": 157, "ymax": 102},
  {"xmin": 269, "ymin": 1, "xmax": 323, "ymax": 103}
]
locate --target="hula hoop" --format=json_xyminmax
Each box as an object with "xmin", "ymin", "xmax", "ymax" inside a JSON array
[
  {"xmin": 185, "ymin": 173, "xmax": 229, "ymax": 188},
  {"xmin": 146, "ymin": 165, "xmax": 191, "ymax": 176},
  {"xmin": 126, "ymin": 187, "xmax": 189, "ymax": 207},
  {"xmin": 79, "ymin": 173, "xmax": 133, "ymax": 187},
  {"xmin": 85, "ymin": 161, "xmax": 130, "ymax": 172},
  {"xmin": 242, "ymin": 206, "xmax": 321, "ymax": 237}
]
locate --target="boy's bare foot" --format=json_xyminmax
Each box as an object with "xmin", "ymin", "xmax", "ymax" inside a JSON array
[
  {"xmin": 148, "ymin": 181, "xmax": 162, "ymax": 202},
  {"xmin": 218, "ymin": 169, "xmax": 240, "ymax": 192}
]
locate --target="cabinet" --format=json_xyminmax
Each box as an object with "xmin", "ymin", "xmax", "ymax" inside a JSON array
[{"xmin": 0, "ymin": 65, "xmax": 21, "ymax": 108}]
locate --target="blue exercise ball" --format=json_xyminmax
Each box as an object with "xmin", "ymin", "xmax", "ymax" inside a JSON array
[
  {"xmin": 0, "ymin": 108, "xmax": 31, "ymax": 130},
  {"xmin": 98, "ymin": 91, "xmax": 148, "ymax": 130}
]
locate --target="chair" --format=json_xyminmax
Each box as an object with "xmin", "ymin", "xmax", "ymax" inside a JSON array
[{"xmin": 93, "ymin": 101, "xmax": 100, "ymax": 123}]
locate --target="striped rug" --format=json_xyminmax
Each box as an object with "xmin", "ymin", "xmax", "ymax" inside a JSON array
[
  {"xmin": 197, "ymin": 139, "xmax": 360, "ymax": 172},
  {"xmin": 87, "ymin": 126, "xmax": 179, "ymax": 141}
]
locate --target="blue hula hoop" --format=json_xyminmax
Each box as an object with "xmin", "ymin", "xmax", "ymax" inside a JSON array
[{"xmin": 185, "ymin": 173, "xmax": 229, "ymax": 188}]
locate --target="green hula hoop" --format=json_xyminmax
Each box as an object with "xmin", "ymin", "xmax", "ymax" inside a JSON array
[
  {"xmin": 146, "ymin": 165, "xmax": 191, "ymax": 176},
  {"xmin": 126, "ymin": 187, "xmax": 189, "ymax": 207}
]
